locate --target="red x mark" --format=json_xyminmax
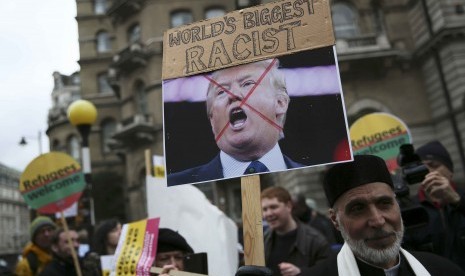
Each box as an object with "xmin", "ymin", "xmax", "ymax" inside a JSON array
[{"xmin": 204, "ymin": 59, "xmax": 284, "ymax": 143}]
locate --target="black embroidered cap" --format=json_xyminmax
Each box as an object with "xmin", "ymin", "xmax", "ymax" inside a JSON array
[{"xmin": 324, "ymin": 155, "xmax": 394, "ymax": 207}]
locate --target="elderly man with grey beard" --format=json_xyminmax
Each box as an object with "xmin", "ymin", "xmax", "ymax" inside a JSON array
[{"xmin": 306, "ymin": 155, "xmax": 465, "ymax": 276}]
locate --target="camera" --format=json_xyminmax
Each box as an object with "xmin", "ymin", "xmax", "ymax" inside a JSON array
[
  {"xmin": 395, "ymin": 144, "xmax": 430, "ymax": 230},
  {"xmin": 398, "ymin": 144, "xmax": 429, "ymax": 185},
  {"xmin": 183, "ymin": 252, "xmax": 208, "ymax": 274}
]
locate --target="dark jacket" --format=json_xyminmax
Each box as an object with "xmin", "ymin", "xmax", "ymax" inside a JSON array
[
  {"xmin": 39, "ymin": 254, "xmax": 79, "ymax": 276},
  {"xmin": 402, "ymin": 188, "xmax": 465, "ymax": 271},
  {"xmin": 38, "ymin": 253, "xmax": 100, "ymax": 276},
  {"xmin": 305, "ymin": 250, "xmax": 465, "ymax": 276},
  {"xmin": 264, "ymin": 221, "xmax": 331, "ymax": 276},
  {"xmin": 168, "ymin": 153, "xmax": 304, "ymax": 186}
]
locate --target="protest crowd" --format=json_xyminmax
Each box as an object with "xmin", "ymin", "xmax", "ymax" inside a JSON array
[
  {"xmin": 9, "ymin": 1, "xmax": 465, "ymax": 276},
  {"xmin": 8, "ymin": 139, "xmax": 464, "ymax": 276}
]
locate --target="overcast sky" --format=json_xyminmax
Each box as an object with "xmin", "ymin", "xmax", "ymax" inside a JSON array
[{"xmin": 0, "ymin": 0, "xmax": 79, "ymax": 172}]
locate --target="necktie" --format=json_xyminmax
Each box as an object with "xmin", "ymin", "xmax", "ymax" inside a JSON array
[{"xmin": 244, "ymin": 161, "xmax": 269, "ymax": 175}]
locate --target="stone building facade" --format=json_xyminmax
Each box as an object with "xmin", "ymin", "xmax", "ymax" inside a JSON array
[
  {"xmin": 0, "ymin": 163, "xmax": 29, "ymax": 267},
  {"xmin": 270, "ymin": 0, "xmax": 465, "ymax": 212},
  {"xmin": 47, "ymin": 0, "xmax": 465, "ymax": 223}
]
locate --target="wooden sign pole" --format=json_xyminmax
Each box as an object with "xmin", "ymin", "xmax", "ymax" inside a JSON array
[
  {"xmin": 60, "ymin": 212, "xmax": 82, "ymax": 276},
  {"xmin": 145, "ymin": 149, "xmax": 152, "ymax": 176},
  {"xmin": 240, "ymin": 175, "xmax": 265, "ymax": 266}
]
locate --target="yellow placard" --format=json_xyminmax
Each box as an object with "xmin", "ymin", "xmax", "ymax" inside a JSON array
[
  {"xmin": 350, "ymin": 112, "xmax": 411, "ymax": 172},
  {"xmin": 19, "ymin": 152, "xmax": 85, "ymax": 213}
]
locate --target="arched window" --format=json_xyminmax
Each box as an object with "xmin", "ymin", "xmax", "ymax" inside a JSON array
[
  {"xmin": 96, "ymin": 31, "xmax": 111, "ymax": 53},
  {"xmin": 205, "ymin": 7, "xmax": 226, "ymax": 19},
  {"xmin": 171, "ymin": 10, "xmax": 193, "ymax": 28},
  {"xmin": 347, "ymin": 99, "xmax": 390, "ymax": 125},
  {"xmin": 348, "ymin": 108, "xmax": 379, "ymax": 126},
  {"xmin": 101, "ymin": 119, "xmax": 117, "ymax": 153},
  {"xmin": 127, "ymin": 24, "xmax": 141, "ymax": 44},
  {"xmin": 68, "ymin": 135, "xmax": 80, "ymax": 161},
  {"xmin": 332, "ymin": 2, "xmax": 359, "ymax": 38},
  {"xmin": 134, "ymin": 81, "xmax": 148, "ymax": 114},
  {"xmin": 51, "ymin": 139, "xmax": 60, "ymax": 151},
  {"xmin": 94, "ymin": 0, "xmax": 107, "ymax": 14},
  {"xmin": 97, "ymin": 72, "xmax": 112, "ymax": 93}
]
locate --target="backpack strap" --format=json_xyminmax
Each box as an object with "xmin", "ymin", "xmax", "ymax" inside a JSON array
[{"xmin": 26, "ymin": 252, "xmax": 39, "ymax": 275}]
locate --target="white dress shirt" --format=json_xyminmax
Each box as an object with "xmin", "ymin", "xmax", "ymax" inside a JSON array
[{"xmin": 220, "ymin": 144, "xmax": 287, "ymax": 178}]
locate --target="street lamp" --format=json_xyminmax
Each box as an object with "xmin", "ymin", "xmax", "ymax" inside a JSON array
[
  {"xmin": 67, "ymin": 99, "xmax": 98, "ymax": 226},
  {"xmin": 19, "ymin": 131, "xmax": 43, "ymax": 155}
]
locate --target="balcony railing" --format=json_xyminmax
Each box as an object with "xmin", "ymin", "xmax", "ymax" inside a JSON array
[
  {"xmin": 112, "ymin": 114, "xmax": 161, "ymax": 144},
  {"xmin": 107, "ymin": 0, "xmax": 144, "ymax": 23},
  {"xmin": 111, "ymin": 42, "xmax": 147, "ymax": 74},
  {"xmin": 335, "ymin": 33, "xmax": 391, "ymax": 55}
]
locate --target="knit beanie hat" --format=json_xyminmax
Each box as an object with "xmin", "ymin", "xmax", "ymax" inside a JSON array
[
  {"xmin": 157, "ymin": 228, "xmax": 193, "ymax": 254},
  {"xmin": 416, "ymin": 140, "xmax": 453, "ymax": 172},
  {"xmin": 30, "ymin": 216, "xmax": 56, "ymax": 240},
  {"xmin": 324, "ymin": 155, "xmax": 394, "ymax": 207}
]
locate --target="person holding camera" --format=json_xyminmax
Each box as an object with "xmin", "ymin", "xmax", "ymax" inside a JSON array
[
  {"xmin": 307, "ymin": 154, "xmax": 465, "ymax": 276},
  {"xmin": 402, "ymin": 141, "xmax": 465, "ymax": 271},
  {"xmin": 154, "ymin": 228, "xmax": 194, "ymax": 276}
]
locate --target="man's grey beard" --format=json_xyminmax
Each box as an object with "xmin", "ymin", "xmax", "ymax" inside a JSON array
[{"xmin": 337, "ymin": 216, "xmax": 404, "ymax": 267}]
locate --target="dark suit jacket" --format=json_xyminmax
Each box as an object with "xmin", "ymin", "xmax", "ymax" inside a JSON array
[
  {"xmin": 167, "ymin": 153, "xmax": 303, "ymax": 186},
  {"xmin": 304, "ymin": 250, "xmax": 465, "ymax": 276}
]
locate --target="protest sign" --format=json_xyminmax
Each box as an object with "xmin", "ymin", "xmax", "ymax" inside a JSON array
[
  {"xmin": 19, "ymin": 152, "xmax": 85, "ymax": 214},
  {"xmin": 113, "ymin": 218, "xmax": 160, "ymax": 276},
  {"xmin": 146, "ymin": 172, "xmax": 238, "ymax": 276},
  {"xmin": 163, "ymin": 0, "xmax": 335, "ymax": 79},
  {"xmin": 350, "ymin": 112, "xmax": 411, "ymax": 172},
  {"xmin": 100, "ymin": 255, "xmax": 114, "ymax": 276},
  {"xmin": 162, "ymin": 0, "xmax": 351, "ymax": 186},
  {"xmin": 153, "ymin": 155, "xmax": 165, "ymax": 178}
]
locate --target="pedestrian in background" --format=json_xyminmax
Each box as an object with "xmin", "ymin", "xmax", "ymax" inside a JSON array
[
  {"xmin": 403, "ymin": 141, "xmax": 465, "ymax": 270},
  {"xmin": 261, "ymin": 186, "xmax": 331, "ymax": 276},
  {"xmin": 15, "ymin": 216, "xmax": 57, "ymax": 276},
  {"xmin": 92, "ymin": 218, "xmax": 122, "ymax": 256}
]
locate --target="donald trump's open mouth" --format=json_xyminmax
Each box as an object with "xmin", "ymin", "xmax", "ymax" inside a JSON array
[{"xmin": 229, "ymin": 107, "xmax": 247, "ymax": 130}]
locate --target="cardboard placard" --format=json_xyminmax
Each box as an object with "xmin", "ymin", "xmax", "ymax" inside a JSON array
[
  {"xmin": 163, "ymin": 0, "xmax": 335, "ymax": 79},
  {"xmin": 162, "ymin": 0, "xmax": 351, "ymax": 186}
]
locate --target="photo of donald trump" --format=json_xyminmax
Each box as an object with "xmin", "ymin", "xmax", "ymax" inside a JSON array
[{"xmin": 163, "ymin": 47, "xmax": 351, "ymax": 186}]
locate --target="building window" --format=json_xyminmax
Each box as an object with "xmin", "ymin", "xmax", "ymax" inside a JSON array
[
  {"xmin": 96, "ymin": 31, "xmax": 111, "ymax": 53},
  {"xmin": 94, "ymin": 0, "xmax": 107, "ymax": 14},
  {"xmin": 72, "ymin": 74, "xmax": 80, "ymax": 85},
  {"xmin": 51, "ymin": 139, "xmax": 60, "ymax": 151},
  {"xmin": 68, "ymin": 135, "xmax": 80, "ymax": 161},
  {"xmin": 127, "ymin": 24, "xmax": 141, "ymax": 44},
  {"xmin": 134, "ymin": 81, "xmax": 148, "ymax": 114},
  {"xmin": 171, "ymin": 10, "xmax": 193, "ymax": 28},
  {"xmin": 332, "ymin": 2, "xmax": 359, "ymax": 38},
  {"xmin": 97, "ymin": 73, "xmax": 112, "ymax": 93},
  {"xmin": 205, "ymin": 7, "xmax": 226, "ymax": 19},
  {"xmin": 101, "ymin": 119, "xmax": 117, "ymax": 153},
  {"xmin": 71, "ymin": 91, "xmax": 81, "ymax": 102}
]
